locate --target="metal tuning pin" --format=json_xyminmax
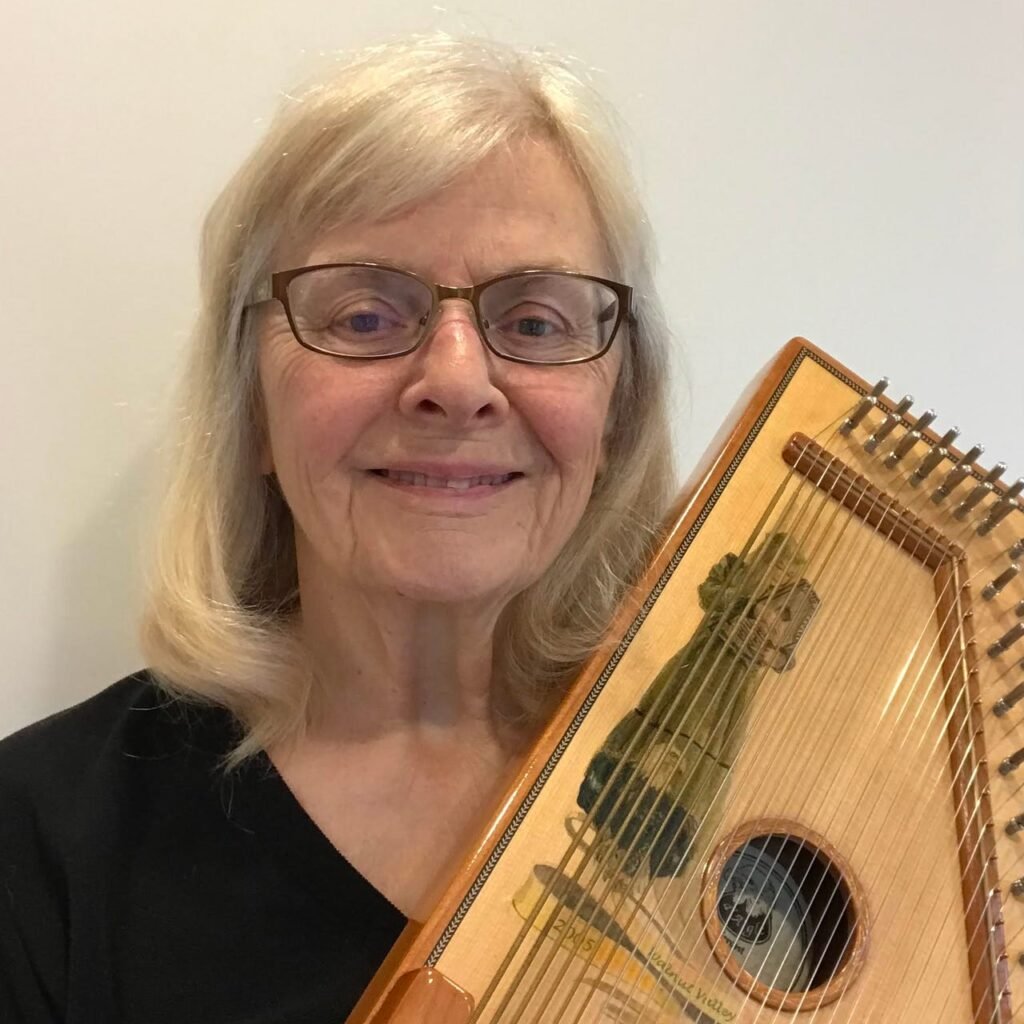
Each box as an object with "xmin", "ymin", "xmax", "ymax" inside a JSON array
[
  {"xmin": 990, "ymin": 622, "xmax": 1024, "ymax": 657},
  {"xmin": 978, "ymin": 478, "xmax": 1024, "ymax": 536},
  {"xmin": 884, "ymin": 408, "xmax": 937, "ymax": 468},
  {"xmin": 1007, "ymin": 813, "xmax": 1024, "ymax": 836},
  {"xmin": 864, "ymin": 394, "xmax": 914, "ymax": 454},
  {"xmin": 994, "ymin": 681, "xmax": 1024, "ymax": 717},
  {"xmin": 911, "ymin": 426, "xmax": 960, "ymax": 487},
  {"xmin": 1013, "ymin": 876, "xmax": 1024, "ymax": 897},
  {"xmin": 840, "ymin": 377, "xmax": 889, "ymax": 436},
  {"xmin": 932, "ymin": 443, "xmax": 985, "ymax": 504},
  {"xmin": 999, "ymin": 747, "xmax": 1024, "ymax": 776},
  {"xmin": 954, "ymin": 462, "xmax": 1007, "ymax": 520},
  {"xmin": 983, "ymin": 564, "xmax": 1021, "ymax": 601},
  {"xmin": 1013, "ymin": 539, "xmax": 1024, "ymax": 561}
]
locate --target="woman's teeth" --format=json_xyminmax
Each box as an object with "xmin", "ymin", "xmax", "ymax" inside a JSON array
[{"xmin": 376, "ymin": 470, "xmax": 516, "ymax": 490}]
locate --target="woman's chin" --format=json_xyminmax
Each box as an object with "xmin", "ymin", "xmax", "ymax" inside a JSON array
[
  {"xmin": 380, "ymin": 565, "xmax": 525, "ymax": 608},
  {"xmin": 361, "ymin": 545, "xmax": 535, "ymax": 608}
]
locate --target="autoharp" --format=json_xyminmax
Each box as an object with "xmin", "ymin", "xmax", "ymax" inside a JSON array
[{"xmin": 349, "ymin": 339, "xmax": 1024, "ymax": 1024}]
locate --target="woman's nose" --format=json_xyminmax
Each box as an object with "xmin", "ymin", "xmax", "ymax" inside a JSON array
[{"xmin": 397, "ymin": 301, "xmax": 511, "ymax": 427}]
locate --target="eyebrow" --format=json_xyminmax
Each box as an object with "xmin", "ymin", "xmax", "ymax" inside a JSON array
[{"xmin": 309, "ymin": 255, "xmax": 588, "ymax": 279}]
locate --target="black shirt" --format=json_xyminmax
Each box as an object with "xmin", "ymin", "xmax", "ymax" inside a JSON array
[{"xmin": 0, "ymin": 672, "xmax": 406, "ymax": 1023}]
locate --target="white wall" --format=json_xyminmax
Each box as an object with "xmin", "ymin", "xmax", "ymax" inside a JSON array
[{"xmin": 2, "ymin": 1, "xmax": 1021, "ymax": 737}]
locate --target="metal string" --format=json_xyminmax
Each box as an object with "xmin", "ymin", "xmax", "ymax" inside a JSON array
[
  {"xmin": 564, "ymin": 429, "xmax": 877, "ymax": 1024},
  {"xmin": 702, "ymin": 483, "xmax": 1002, "ymax": 1022},
  {"xmin": 472, "ymin": 431, "xmax": 837, "ymax": 1022},
  {"xmin": 714, "ymin": 459, "xmax": 981, "ymax": 1022},
  {"xmin": 500, "ymin": 428, "xmax": 851, "ymax": 1023},
  {"xmin": 618, "ymin": 436, "xmax": 958, "ymax": 1022},
  {"xmin": 601, "ymin": 440, "xmax": 1003, "ymax": 1021},
  {"xmin": 472, "ymin": 405, "xmax": 1011, "ymax": 1023},
  {"xmin": 703, "ymin": 466, "xmax": 997, "ymax": 1023}
]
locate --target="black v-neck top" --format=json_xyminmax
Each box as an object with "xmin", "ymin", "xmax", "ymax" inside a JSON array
[{"xmin": 0, "ymin": 672, "xmax": 406, "ymax": 1023}]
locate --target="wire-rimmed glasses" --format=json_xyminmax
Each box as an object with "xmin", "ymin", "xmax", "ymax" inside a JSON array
[{"xmin": 256, "ymin": 262, "xmax": 633, "ymax": 365}]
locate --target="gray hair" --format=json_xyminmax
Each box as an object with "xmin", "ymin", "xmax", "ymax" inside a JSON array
[{"xmin": 140, "ymin": 33, "xmax": 677, "ymax": 770}]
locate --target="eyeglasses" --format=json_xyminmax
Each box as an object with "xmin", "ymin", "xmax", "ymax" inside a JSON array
[{"xmin": 255, "ymin": 262, "xmax": 634, "ymax": 365}]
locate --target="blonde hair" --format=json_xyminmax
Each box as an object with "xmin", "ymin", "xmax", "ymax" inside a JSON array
[{"xmin": 140, "ymin": 33, "xmax": 677, "ymax": 770}]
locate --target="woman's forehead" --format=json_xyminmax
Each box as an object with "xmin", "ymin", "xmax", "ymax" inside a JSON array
[{"xmin": 281, "ymin": 141, "xmax": 611, "ymax": 279}]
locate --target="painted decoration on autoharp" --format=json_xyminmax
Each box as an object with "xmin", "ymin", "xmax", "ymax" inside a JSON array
[
  {"xmin": 577, "ymin": 532, "xmax": 820, "ymax": 883},
  {"xmin": 511, "ymin": 532, "xmax": 821, "ymax": 1021}
]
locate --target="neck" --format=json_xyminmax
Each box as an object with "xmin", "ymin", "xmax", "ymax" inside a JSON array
[{"xmin": 293, "ymin": 559, "xmax": 525, "ymax": 756}]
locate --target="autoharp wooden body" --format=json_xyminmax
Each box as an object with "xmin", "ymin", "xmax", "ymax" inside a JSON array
[{"xmin": 349, "ymin": 338, "xmax": 1024, "ymax": 1024}]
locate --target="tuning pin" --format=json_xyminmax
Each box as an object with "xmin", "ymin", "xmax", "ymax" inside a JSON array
[
  {"xmin": 910, "ymin": 426, "xmax": 961, "ymax": 487},
  {"xmin": 994, "ymin": 681, "xmax": 1024, "ymax": 716},
  {"xmin": 1000, "ymin": 747, "xmax": 1024, "ymax": 775},
  {"xmin": 1008, "ymin": 813, "xmax": 1024, "ymax": 835},
  {"xmin": 978, "ymin": 478, "xmax": 1024, "ymax": 536},
  {"xmin": 884, "ymin": 409, "xmax": 937, "ymax": 468},
  {"xmin": 983, "ymin": 565, "xmax": 1021, "ymax": 601},
  {"xmin": 1013, "ymin": 539, "xmax": 1024, "ymax": 561},
  {"xmin": 990, "ymin": 622, "xmax": 1024, "ymax": 657},
  {"xmin": 932, "ymin": 444, "xmax": 985, "ymax": 503},
  {"xmin": 864, "ymin": 395, "xmax": 914, "ymax": 454},
  {"xmin": 954, "ymin": 463, "xmax": 1007, "ymax": 520},
  {"xmin": 840, "ymin": 378, "xmax": 889, "ymax": 436}
]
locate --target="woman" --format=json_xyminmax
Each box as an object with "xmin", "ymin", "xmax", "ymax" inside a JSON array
[{"xmin": 0, "ymin": 34, "xmax": 675, "ymax": 1024}]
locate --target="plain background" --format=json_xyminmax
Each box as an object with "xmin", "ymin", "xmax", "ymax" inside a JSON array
[{"xmin": 1, "ymin": 1, "xmax": 1021, "ymax": 738}]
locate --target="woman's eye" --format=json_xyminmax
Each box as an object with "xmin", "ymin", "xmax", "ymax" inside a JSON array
[
  {"xmin": 324, "ymin": 301, "xmax": 406, "ymax": 336},
  {"xmin": 498, "ymin": 304, "xmax": 569, "ymax": 339},
  {"xmin": 514, "ymin": 316, "xmax": 558, "ymax": 337},
  {"xmin": 344, "ymin": 311, "xmax": 386, "ymax": 333}
]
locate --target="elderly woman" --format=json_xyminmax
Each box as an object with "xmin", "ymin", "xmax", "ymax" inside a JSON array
[{"xmin": 0, "ymin": 34, "xmax": 674, "ymax": 1024}]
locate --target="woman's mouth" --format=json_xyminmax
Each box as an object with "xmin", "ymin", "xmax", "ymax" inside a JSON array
[{"xmin": 369, "ymin": 469, "xmax": 523, "ymax": 491}]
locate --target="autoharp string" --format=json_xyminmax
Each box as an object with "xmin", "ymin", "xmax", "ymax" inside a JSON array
[
  {"xmin": 532, "ymin": 419, "xmax": 987, "ymax": 1019},
  {"xmin": 864, "ymin": 565, "xmax": 1015, "ymax": 1019},
  {"xmin": 690, "ymin": 460, "xmax": 994, "ymax": 1024},
  {"xmin": 699, "ymin": 463, "xmax": 984, "ymax": 1023},
  {"xmin": 538, "ymin": 424, "xmax": 882, "ymax": 1024},
  {"xmin": 469, "ymin": 431, "xmax": 830, "ymax": 1020},
  {"xmin": 609, "ymin": 443, "xmax": 963, "ymax": 1023},
  {"xmin": 487, "ymin": 411, "xmax": 999, "ymax": 1019},
  {"xmin": 681, "ymin": 459, "xmax": 998, "ymax": 1023},
  {"xmin": 836, "ymin": 597, "xmax": 980, "ymax": 1017},
  {"xmin": 603, "ymin": 431, "xmax": 977, "ymax": 1024},
  {"xmin": 480, "ymin": 496, "xmax": 817, "ymax": 1023},
  {"xmin": 502, "ymin": 422, "xmax": 909, "ymax": 1024},
  {"xmin": 593, "ymin": 444, "xmax": 991, "ymax": 1024},
  {"xmin": 536, "ymin": 444, "xmax": 856, "ymax": 1024},
  {"xmin": 474, "ymin": 425, "xmax": 851, "ymax": 1022},
  {"xmin": 667, "ymin": 463, "xmax": 1008, "ymax": 1024},
  {"xmin": 814, "ymin": 525, "xmax": 1005, "ymax": 1023}
]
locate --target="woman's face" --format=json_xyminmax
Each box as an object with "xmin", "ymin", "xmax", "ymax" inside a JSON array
[{"xmin": 257, "ymin": 139, "xmax": 622, "ymax": 612}]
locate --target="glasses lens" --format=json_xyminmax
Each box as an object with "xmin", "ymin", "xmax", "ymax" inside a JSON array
[
  {"xmin": 286, "ymin": 266, "xmax": 432, "ymax": 357},
  {"xmin": 479, "ymin": 273, "xmax": 620, "ymax": 363}
]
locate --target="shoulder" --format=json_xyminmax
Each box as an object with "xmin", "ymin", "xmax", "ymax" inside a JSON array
[
  {"xmin": 0, "ymin": 671, "xmax": 237, "ymax": 824},
  {"xmin": 1, "ymin": 671, "xmax": 162, "ymax": 761}
]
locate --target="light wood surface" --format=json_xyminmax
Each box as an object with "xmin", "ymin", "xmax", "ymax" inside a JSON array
[{"xmin": 348, "ymin": 339, "xmax": 1024, "ymax": 1024}]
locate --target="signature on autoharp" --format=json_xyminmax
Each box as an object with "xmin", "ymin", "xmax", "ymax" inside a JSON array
[{"xmin": 511, "ymin": 862, "xmax": 736, "ymax": 1023}]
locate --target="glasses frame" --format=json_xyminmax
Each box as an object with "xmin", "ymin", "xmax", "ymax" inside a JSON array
[{"xmin": 258, "ymin": 261, "xmax": 635, "ymax": 366}]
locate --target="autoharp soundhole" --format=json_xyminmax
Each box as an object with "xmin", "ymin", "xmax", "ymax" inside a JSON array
[{"xmin": 703, "ymin": 824, "xmax": 866, "ymax": 1010}]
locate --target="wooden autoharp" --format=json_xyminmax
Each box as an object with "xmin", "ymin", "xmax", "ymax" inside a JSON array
[{"xmin": 348, "ymin": 339, "xmax": 1024, "ymax": 1024}]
